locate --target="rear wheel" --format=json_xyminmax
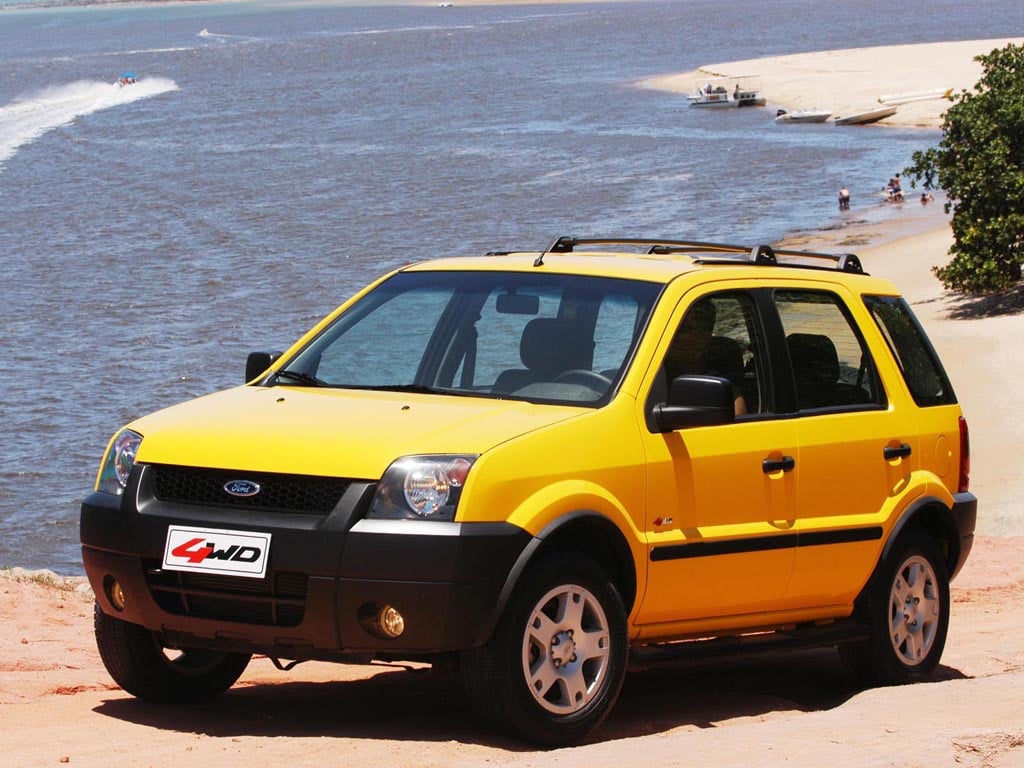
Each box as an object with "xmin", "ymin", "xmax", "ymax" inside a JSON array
[
  {"xmin": 94, "ymin": 603, "xmax": 251, "ymax": 703},
  {"xmin": 844, "ymin": 532, "xmax": 950, "ymax": 684},
  {"xmin": 461, "ymin": 554, "xmax": 627, "ymax": 746}
]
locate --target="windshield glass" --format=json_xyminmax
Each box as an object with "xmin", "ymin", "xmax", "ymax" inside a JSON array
[{"xmin": 277, "ymin": 270, "xmax": 661, "ymax": 405}]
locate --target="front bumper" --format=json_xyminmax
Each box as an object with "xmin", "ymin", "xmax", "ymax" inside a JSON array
[{"xmin": 80, "ymin": 465, "xmax": 531, "ymax": 659}]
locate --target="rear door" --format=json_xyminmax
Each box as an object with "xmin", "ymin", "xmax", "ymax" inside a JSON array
[{"xmin": 771, "ymin": 286, "xmax": 916, "ymax": 610}]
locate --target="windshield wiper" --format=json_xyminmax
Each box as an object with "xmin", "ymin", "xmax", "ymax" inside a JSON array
[
  {"xmin": 358, "ymin": 384, "xmax": 476, "ymax": 397},
  {"xmin": 272, "ymin": 369, "xmax": 329, "ymax": 387}
]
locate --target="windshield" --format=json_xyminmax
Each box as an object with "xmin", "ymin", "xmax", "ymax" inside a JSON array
[{"xmin": 274, "ymin": 270, "xmax": 661, "ymax": 405}]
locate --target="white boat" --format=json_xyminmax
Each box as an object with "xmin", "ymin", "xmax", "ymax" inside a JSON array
[
  {"xmin": 834, "ymin": 105, "xmax": 898, "ymax": 125},
  {"xmin": 878, "ymin": 87, "xmax": 953, "ymax": 105},
  {"xmin": 689, "ymin": 76, "xmax": 765, "ymax": 108},
  {"xmin": 774, "ymin": 108, "xmax": 831, "ymax": 124}
]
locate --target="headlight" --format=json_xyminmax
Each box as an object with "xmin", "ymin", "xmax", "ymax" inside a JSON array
[
  {"xmin": 368, "ymin": 455, "xmax": 476, "ymax": 521},
  {"xmin": 96, "ymin": 429, "xmax": 143, "ymax": 495}
]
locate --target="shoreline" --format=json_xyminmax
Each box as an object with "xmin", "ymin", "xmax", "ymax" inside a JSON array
[{"xmin": 642, "ymin": 37, "xmax": 1024, "ymax": 129}]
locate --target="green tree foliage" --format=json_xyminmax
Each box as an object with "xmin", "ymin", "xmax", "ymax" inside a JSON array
[{"xmin": 905, "ymin": 43, "xmax": 1024, "ymax": 293}]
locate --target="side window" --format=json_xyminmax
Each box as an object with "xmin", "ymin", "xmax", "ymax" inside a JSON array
[
  {"xmin": 775, "ymin": 290, "xmax": 884, "ymax": 411},
  {"xmin": 864, "ymin": 295, "xmax": 956, "ymax": 406},
  {"xmin": 663, "ymin": 292, "xmax": 766, "ymax": 415}
]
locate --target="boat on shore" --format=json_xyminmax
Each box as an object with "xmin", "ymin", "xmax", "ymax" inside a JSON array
[
  {"xmin": 688, "ymin": 76, "xmax": 765, "ymax": 108},
  {"xmin": 774, "ymin": 108, "xmax": 831, "ymax": 124},
  {"xmin": 834, "ymin": 105, "xmax": 898, "ymax": 125},
  {"xmin": 877, "ymin": 87, "xmax": 953, "ymax": 105}
]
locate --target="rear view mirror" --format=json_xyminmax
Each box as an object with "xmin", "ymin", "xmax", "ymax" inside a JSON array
[{"xmin": 496, "ymin": 293, "xmax": 540, "ymax": 315}]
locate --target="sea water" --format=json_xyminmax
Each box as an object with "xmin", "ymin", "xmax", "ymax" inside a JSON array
[{"xmin": 1, "ymin": 0, "xmax": 1021, "ymax": 573}]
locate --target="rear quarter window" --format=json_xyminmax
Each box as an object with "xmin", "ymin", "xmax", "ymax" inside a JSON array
[{"xmin": 864, "ymin": 295, "xmax": 956, "ymax": 406}]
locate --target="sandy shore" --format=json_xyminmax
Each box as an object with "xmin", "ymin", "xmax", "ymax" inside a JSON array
[{"xmin": 643, "ymin": 38, "xmax": 1024, "ymax": 128}]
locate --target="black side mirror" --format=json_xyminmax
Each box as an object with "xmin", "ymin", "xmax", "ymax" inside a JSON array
[
  {"xmin": 654, "ymin": 375, "xmax": 735, "ymax": 432},
  {"xmin": 246, "ymin": 351, "xmax": 283, "ymax": 383}
]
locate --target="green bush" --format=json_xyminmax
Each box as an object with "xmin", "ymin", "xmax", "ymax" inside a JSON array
[{"xmin": 906, "ymin": 43, "xmax": 1024, "ymax": 293}]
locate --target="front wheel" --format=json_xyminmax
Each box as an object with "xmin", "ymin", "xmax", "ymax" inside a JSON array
[
  {"xmin": 461, "ymin": 554, "xmax": 628, "ymax": 746},
  {"xmin": 94, "ymin": 603, "xmax": 251, "ymax": 703},
  {"xmin": 844, "ymin": 533, "xmax": 950, "ymax": 684}
]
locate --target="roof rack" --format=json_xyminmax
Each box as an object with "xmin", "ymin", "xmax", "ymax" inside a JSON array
[{"xmin": 532, "ymin": 236, "xmax": 865, "ymax": 274}]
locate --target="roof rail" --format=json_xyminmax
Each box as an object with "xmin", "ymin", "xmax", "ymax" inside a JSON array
[{"xmin": 530, "ymin": 236, "xmax": 865, "ymax": 274}]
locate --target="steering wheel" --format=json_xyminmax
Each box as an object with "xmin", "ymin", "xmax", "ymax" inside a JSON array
[{"xmin": 552, "ymin": 369, "xmax": 612, "ymax": 391}]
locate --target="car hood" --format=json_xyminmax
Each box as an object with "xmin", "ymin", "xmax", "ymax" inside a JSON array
[{"xmin": 130, "ymin": 385, "xmax": 584, "ymax": 479}]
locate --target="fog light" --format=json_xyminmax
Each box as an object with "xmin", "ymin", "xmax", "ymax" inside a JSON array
[
  {"xmin": 378, "ymin": 605, "xmax": 405, "ymax": 638},
  {"xmin": 107, "ymin": 578, "xmax": 126, "ymax": 611}
]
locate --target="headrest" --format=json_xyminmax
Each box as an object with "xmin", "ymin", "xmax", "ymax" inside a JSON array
[
  {"xmin": 787, "ymin": 333, "xmax": 839, "ymax": 386},
  {"xmin": 705, "ymin": 336, "xmax": 744, "ymax": 383},
  {"xmin": 520, "ymin": 318, "xmax": 575, "ymax": 375}
]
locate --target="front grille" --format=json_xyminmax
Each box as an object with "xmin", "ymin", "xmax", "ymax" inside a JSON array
[
  {"xmin": 151, "ymin": 464, "xmax": 350, "ymax": 515},
  {"xmin": 146, "ymin": 564, "xmax": 308, "ymax": 627}
]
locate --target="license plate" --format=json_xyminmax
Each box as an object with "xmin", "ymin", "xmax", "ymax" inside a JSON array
[{"xmin": 163, "ymin": 525, "xmax": 272, "ymax": 579}]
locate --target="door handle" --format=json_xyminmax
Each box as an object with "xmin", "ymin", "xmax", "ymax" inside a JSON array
[
  {"xmin": 762, "ymin": 456, "xmax": 795, "ymax": 474},
  {"xmin": 883, "ymin": 443, "xmax": 912, "ymax": 460}
]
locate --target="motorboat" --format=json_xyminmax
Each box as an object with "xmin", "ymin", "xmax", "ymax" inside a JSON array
[
  {"xmin": 689, "ymin": 76, "xmax": 765, "ymax": 108},
  {"xmin": 774, "ymin": 108, "xmax": 831, "ymax": 124},
  {"xmin": 834, "ymin": 105, "xmax": 898, "ymax": 125},
  {"xmin": 116, "ymin": 72, "xmax": 137, "ymax": 87}
]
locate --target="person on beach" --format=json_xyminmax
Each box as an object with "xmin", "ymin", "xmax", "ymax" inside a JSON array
[
  {"xmin": 885, "ymin": 178, "xmax": 903, "ymax": 202},
  {"xmin": 839, "ymin": 187, "xmax": 851, "ymax": 210},
  {"xmin": 921, "ymin": 192, "xmax": 934, "ymax": 204}
]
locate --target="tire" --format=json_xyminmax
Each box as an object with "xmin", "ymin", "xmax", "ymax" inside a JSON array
[
  {"xmin": 461, "ymin": 553, "xmax": 628, "ymax": 746},
  {"xmin": 843, "ymin": 532, "xmax": 950, "ymax": 684},
  {"xmin": 94, "ymin": 602, "xmax": 251, "ymax": 703}
]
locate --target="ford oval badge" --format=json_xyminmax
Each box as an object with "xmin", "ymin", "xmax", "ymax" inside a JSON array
[{"xmin": 224, "ymin": 479, "xmax": 262, "ymax": 498}]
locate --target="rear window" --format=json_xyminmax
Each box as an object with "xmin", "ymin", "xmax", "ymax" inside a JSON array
[{"xmin": 864, "ymin": 295, "xmax": 956, "ymax": 406}]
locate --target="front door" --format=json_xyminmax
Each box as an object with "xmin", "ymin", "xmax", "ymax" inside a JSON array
[{"xmin": 635, "ymin": 288, "xmax": 798, "ymax": 626}]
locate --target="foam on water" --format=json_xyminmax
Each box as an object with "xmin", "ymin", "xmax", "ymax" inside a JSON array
[{"xmin": 0, "ymin": 77, "xmax": 178, "ymax": 169}]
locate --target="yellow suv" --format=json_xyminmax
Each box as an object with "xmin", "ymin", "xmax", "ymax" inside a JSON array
[{"xmin": 81, "ymin": 237, "xmax": 976, "ymax": 745}]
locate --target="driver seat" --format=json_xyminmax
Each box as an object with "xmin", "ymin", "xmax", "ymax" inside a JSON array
[{"xmin": 492, "ymin": 318, "xmax": 586, "ymax": 394}]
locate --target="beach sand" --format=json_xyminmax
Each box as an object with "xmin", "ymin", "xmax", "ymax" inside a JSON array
[
  {"xmin": 643, "ymin": 38, "xmax": 1024, "ymax": 128},
  {"xmin": 4, "ymin": 36, "xmax": 1024, "ymax": 768}
]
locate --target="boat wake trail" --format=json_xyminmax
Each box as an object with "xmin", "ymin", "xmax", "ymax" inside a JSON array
[
  {"xmin": 198, "ymin": 28, "xmax": 253, "ymax": 42},
  {"xmin": 0, "ymin": 77, "xmax": 178, "ymax": 170}
]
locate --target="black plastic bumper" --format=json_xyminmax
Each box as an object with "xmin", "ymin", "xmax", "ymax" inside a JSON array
[{"xmin": 80, "ymin": 472, "xmax": 531, "ymax": 660}]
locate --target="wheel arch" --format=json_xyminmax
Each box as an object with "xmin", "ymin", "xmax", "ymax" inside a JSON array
[
  {"xmin": 877, "ymin": 494, "xmax": 963, "ymax": 585},
  {"xmin": 471, "ymin": 510, "xmax": 637, "ymax": 646}
]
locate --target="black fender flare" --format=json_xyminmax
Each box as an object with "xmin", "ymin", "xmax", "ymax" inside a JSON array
[
  {"xmin": 470, "ymin": 510, "xmax": 636, "ymax": 646},
  {"xmin": 868, "ymin": 494, "xmax": 963, "ymax": 599}
]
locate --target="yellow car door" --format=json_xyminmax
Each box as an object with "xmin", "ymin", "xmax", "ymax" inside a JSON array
[{"xmin": 634, "ymin": 288, "xmax": 798, "ymax": 627}]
